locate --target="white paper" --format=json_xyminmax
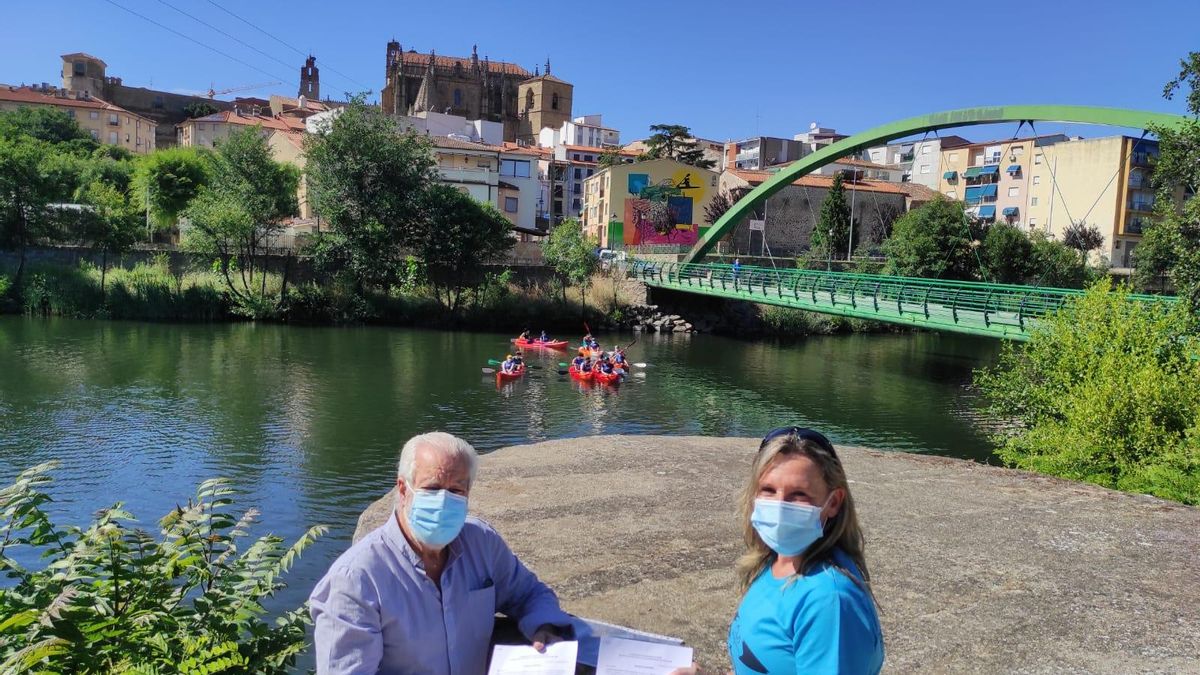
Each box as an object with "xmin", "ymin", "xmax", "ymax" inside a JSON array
[
  {"xmin": 596, "ymin": 636, "xmax": 693, "ymax": 675},
  {"xmin": 488, "ymin": 640, "xmax": 579, "ymax": 675},
  {"xmin": 569, "ymin": 617, "xmax": 685, "ymax": 667}
]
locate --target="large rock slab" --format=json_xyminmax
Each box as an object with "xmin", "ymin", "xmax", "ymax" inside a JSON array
[{"xmin": 355, "ymin": 435, "xmax": 1200, "ymax": 673}]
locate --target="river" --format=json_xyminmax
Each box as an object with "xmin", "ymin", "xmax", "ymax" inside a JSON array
[{"xmin": 0, "ymin": 316, "xmax": 1001, "ymax": 637}]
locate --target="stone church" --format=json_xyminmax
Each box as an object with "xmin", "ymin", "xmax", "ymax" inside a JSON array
[{"xmin": 381, "ymin": 41, "xmax": 572, "ymax": 143}]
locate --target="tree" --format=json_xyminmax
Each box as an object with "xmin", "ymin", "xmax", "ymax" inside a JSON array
[
  {"xmin": 0, "ymin": 106, "xmax": 95, "ymax": 150},
  {"xmin": 131, "ymin": 147, "xmax": 212, "ymax": 227},
  {"xmin": 703, "ymin": 190, "xmax": 734, "ymax": 226},
  {"xmin": 975, "ymin": 282, "xmax": 1200, "ymax": 504},
  {"xmin": 1134, "ymin": 51, "xmax": 1200, "ymax": 316},
  {"xmin": 417, "ymin": 184, "xmax": 514, "ymax": 314},
  {"xmin": 183, "ymin": 100, "xmax": 219, "ymax": 119},
  {"xmin": 810, "ymin": 173, "xmax": 854, "ymax": 261},
  {"xmin": 74, "ymin": 179, "xmax": 141, "ymax": 295},
  {"xmin": 980, "ymin": 222, "xmax": 1035, "ymax": 284},
  {"xmin": 642, "ymin": 124, "xmax": 716, "ymax": 169},
  {"xmin": 597, "ymin": 147, "xmax": 627, "ymax": 169},
  {"xmin": 542, "ymin": 218, "xmax": 597, "ymax": 307},
  {"xmin": 183, "ymin": 126, "xmax": 298, "ymax": 314},
  {"xmin": 1062, "ymin": 221, "xmax": 1105, "ymax": 262},
  {"xmin": 305, "ymin": 96, "xmax": 439, "ymax": 290},
  {"xmin": 0, "ymin": 137, "xmax": 67, "ymax": 291},
  {"xmin": 1028, "ymin": 231, "xmax": 1090, "ymax": 288},
  {"xmin": 882, "ymin": 197, "xmax": 980, "ymax": 280}
]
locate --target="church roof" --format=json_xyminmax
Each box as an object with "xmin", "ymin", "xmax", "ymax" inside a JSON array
[{"xmin": 398, "ymin": 50, "xmax": 530, "ymax": 77}]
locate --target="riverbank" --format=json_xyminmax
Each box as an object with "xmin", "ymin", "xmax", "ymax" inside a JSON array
[{"xmin": 354, "ymin": 435, "xmax": 1200, "ymax": 673}]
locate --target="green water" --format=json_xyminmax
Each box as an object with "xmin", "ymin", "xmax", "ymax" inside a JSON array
[{"xmin": 0, "ymin": 316, "xmax": 1002, "ymax": 628}]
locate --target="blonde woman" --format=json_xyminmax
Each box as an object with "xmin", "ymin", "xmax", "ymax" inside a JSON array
[{"xmin": 675, "ymin": 427, "xmax": 883, "ymax": 674}]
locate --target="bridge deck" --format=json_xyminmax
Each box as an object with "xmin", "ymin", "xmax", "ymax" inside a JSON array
[{"xmin": 629, "ymin": 260, "xmax": 1176, "ymax": 340}]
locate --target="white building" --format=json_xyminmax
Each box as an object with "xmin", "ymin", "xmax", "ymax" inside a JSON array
[
  {"xmin": 538, "ymin": 114, "xmax": 620, "ymax": 149},
  {"xmin": 864, "ymin": 135, "xmax": 971, "ymax": 188}
]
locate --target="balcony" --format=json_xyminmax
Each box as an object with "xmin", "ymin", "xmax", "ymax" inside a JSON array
[
  {"xmin": 1128, "ymin": 173, "xmax": 1151, "ymax": 190},
  {"xmin": 1128, "ymin": 200, "xmax": 1155, "ymax": 213},
  {"xmin": 1125, "ymin": 217, "xmax": 1149, "ymax": 235},
  {"xmin": 439, "ymin": 167, "xmax": 496, "ymax": 186},
  {"xmin": 1131, "ymin": 152, "xmax": 1158, "ymax": 167}
]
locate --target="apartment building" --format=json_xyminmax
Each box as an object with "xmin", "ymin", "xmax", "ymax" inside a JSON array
[
  {"xmin": 0, "ymin": 84, "xmax": 157, "ymax": 153},
  {"xmin": 865, "ymin": 135, "xmax": 970, "ymax": 187},
  {"xmin": 937, "ymin": 135, "xmax": 1068, "ymax": 224}
]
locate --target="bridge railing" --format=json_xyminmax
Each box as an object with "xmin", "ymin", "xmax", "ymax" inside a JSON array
[{"xmin": 628, "ymin": 260, "xmax": 1175, "ymax": 335}]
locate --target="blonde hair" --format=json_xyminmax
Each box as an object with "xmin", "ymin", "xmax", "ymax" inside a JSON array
[{"xmin": 735, "ymin": 435, "xmax": 873, "ymax": 602}]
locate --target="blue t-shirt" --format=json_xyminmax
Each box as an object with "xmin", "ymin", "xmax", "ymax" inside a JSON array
[{"xmin": 727, "ymin": 549, "xmax": 883, "ymax": 675}]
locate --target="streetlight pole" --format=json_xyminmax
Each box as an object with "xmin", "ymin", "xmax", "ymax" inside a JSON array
[{"xmin": 827, "ymin": 228, "xmax": 833, "ymax": 272}]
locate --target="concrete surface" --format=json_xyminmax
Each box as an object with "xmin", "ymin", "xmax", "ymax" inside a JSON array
[{"xmin": 354, "ymin": 436, "xmax": 1200, "ymax": 673}]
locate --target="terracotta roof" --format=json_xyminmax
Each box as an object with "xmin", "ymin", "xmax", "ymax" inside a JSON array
[
  {"xmin": 399, "ymin": 50, "xmax": 530, "ymax": 77},
  {"xmin": 731, "ymin": 169, "xmax": 911, "ymax": 196},
  {"xmin": 185, "ymin": 110, "xmax": 307, "ymax": 133},
  {"xmin": 0, "ymin": 86, "xmax": 153, "ymax": 124},
  {"xmin": 498, "ymin": 143, "xmax": 544, "ymax": 157},
  {"xmin": 895, "ymin": 182, "xmax": 940, "ymax": 202},
  {"xmin": 522, "ymin": 73, "xmax": 569, "ymax": 85},
  {"xmin": 427, "ymin": 136, "xmax": 502, "ymax": 151}
]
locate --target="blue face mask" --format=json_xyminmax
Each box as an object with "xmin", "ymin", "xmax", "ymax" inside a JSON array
[
  {"xmin": 407, "ymin": 488, "xmax": 468, "ymax": 548},
  {"xmin": 750, "ymin": 495, "xmax": 832, "ymax": 557}
]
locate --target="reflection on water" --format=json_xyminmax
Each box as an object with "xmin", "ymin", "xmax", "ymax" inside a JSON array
[{"xmin": 0, "ymin": 316, "xmax": 1001, "ymax": 629}]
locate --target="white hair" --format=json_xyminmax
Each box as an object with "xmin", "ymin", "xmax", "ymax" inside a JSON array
[{"xmin": 397, "ymin": 431, "xmax": 479, "ymax": 486}]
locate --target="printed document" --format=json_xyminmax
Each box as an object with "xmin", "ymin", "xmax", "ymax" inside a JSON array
[
  {"xmin": 596, "ymin": 636, "xmax": 693, "ymax": 674},
  {"xmin": 488, "ymin": 640, "xmax": 578, "ymax": 675}
]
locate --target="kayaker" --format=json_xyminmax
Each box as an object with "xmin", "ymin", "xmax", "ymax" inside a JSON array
[
  {"xmin": 512, "ymin": 351, "xmax": 524, "ymax": 367},
  {"xmin": 599, "ymin": 360, "xmax": 614, "ymax": 375},
  {"xmin": 571, "ymin": 355, "xmax": 586, "ymax": 370},
  {"xmin": 613, "ymin": 349, "xmax": 626, "ymax": 367},
  {"xmin": 588, "ymin": 337, "xmax": 599, "ymax": 350},
  {"xmin": 519, "ymin": 329, "xmax": 531, "ymax": 341},
  {"xmin": 581, "ymin": 358, "xmax": 594, "ymax": 373},
  {"xmin": 581, "ymin": 333, "xmax": 593, "ymax": 347},
  {"xmin": 501, "ymin": 354, "xmax": 517, "ymax": 374},
  {"xmin": 538, "ymin": 330, "xmax": 548, "ymax": 342}
]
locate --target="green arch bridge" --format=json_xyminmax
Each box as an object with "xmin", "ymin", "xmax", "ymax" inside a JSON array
[
  {"xmin": 628, "ymin": 260, "xmax": 1176, "ymax": 341},
  {"xmin": 625, "ymin": 105, "xmax": 1185, "ymax": 340}
]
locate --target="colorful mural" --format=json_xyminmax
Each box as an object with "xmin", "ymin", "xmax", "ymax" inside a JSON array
[{"xmin": 620, "ymin": 166, "xmax": 709, "ymax": 246}]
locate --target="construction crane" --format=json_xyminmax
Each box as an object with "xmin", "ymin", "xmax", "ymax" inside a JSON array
[{"xmin": 206, "ymin": 81, "xmax": 283, "ymax": 99}]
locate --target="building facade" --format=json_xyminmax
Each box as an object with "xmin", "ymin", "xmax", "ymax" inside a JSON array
[
  {"xmin": 381, "ymin": 42, "xmax": 540, "ymax": 143},
  {"xmin": 581, "ymin": 158, "xmax": 720, "ymax": 249},
  {"xmin": 516, "ymin": 67, "xmax": 573, "ymax": 146},
  {"xmin": 538, "ymin": 114, "xmax": 619, "ymax": 149},
  {"xmin": 0, "ymin": 84, "xmax": 157, "ymax": 154},
  {"xmin": 936, "ymin": 135, "xmax": 1068, "ymax": 225},
  {"xmin": 177, "ymin": 109, "xmax": 306, "ymax": 149},
  {"xmin": 725, "ymin": 136, "xmax": 806, "ymax": 171},
  {"xmin": 864, "ymin": 135, "xmax": 970, "ymax": 187}
]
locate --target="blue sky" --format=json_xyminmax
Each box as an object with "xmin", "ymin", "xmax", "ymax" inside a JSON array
[{"xmin": 2, "ymin": 0, "xmax": 1196, "ymax": 143}]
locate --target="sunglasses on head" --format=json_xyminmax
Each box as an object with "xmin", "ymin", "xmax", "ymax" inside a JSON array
[{"xmin": 759, "ymin": 426, "xmax": 838, "ymax": 460}]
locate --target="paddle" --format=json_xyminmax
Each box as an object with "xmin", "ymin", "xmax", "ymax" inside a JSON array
[{"xmin": 482, "ymin": 367, "xmax": 496, "ymax": 374}]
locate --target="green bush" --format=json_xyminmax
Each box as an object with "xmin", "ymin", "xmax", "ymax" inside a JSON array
[
  {"xmin": 0, "ymin": 462, "xmax": 325, "ymax": 673},
  {"xmin": 282, "ymin": 281, "xmax": 371, "ymax": 324},
  {"xmin": 975, "ymin": 281, "xmax": 1200, "ymax": 504}
]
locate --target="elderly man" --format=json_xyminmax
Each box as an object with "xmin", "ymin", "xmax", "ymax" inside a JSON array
[{"xmin": 310, "ymin": 431, "xmax": 572, "ymax": 674}]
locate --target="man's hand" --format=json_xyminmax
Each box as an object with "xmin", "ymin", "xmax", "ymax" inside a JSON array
[{"xmin": 530, "ymin": 624, "xmax": 565, "ymax": 653}]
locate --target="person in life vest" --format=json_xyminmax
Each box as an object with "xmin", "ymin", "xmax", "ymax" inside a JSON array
[
  {"xmin": 612, "ymin": 348, "xmax": 627, "ymax": 367},
  {"xmin": 580, "ymin": 357, "xmax": 594, "ymax": 373},
  {"xmin": 512, "ymin": 351, "xmax": 524, "ymax": 367},
  {"xmin": 519, "ymin": 329, "xmax": 531, "ymax": 341},
  {"xmin": 571, "ymin": 355, "xmax": 586, "ymax": 371},
  {"xmin": 539, "ymin": 330, "xmax": 550, "ymax": 342},
  {"xmin": 599, "ymin": 358, "xmax": 615, "ymax": 375},
  {"xmin": 501, "ymin": 354, "xmax": 517, "ymax": 374}
]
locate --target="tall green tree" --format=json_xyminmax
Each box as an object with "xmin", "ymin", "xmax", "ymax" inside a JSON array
[
  {"xmin": 0, "ymin": 106, "xmax": 96, "ymax": 152},
  {"xmin": 418, "ymin": 184, "xmax": 514, "ymax": 314},
  {"xmin": 882, "ymin": 197, "xmax": 981, "ymax": 280},
  {"xmin": 541, "ymin": 218, "xmax": 597, "ymax": 306},
  {"xmin": 183, "ymin": 126, "xmax": 298, "ymax": 314},
  {"xmin": 597, "ymin": 147, "xmax": 627, "ymax": 169},
  {"xmin": 131, "ymin": 147, "xmax": 212, "ymax": 227},
  {"xmin": 980, "ymin": 222, "xmax": 1035, "ymax": 284},
  {"xmin": 74, "ymin": 179, "xmax": 141, "ymax": 295},
  {"xmin": 642, "ymin": 124, "xmax": 716, "ymax": 169},
  {"xmin": 305, "ymin": 96, "xmax": 439, "ymax": 290},
  {"xmin": 1134, "ymin": 51, "xmax": 1200, "ymax": 316},
  {"xmin": 810, "ymin": 173, "xmax": 854, "ymax": 261},
  {"xmin": 0, "ymin": 137, "xmax": 67, "ymax": 291}
]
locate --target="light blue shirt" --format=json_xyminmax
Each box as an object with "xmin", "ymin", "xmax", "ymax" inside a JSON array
[
  {"xmin": 727, "ymin": 548, "xmax": 883, "ymax": 675},
  {"xmin": 310, "ymin": 512, "xmax": 573, "ymax": 675}
]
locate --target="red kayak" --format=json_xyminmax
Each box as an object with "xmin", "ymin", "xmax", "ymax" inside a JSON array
[
  {"xmin": 496, "ymin": 364, "xmax": 526, "ymax": 383},
  {"xmin": 513, "ymin": 338, "xmax": 569, "ymax": 350},
  {"xmin": 593, "ymin": 368, "xmax": 622, "ymax": 385},
  {"xmin": 568, "ymin": 365, "xmax": 593, "ymax": 382}
]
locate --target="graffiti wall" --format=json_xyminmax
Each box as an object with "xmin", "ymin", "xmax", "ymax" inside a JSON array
[{"xmin": 620, "ymin": 166, "xmax": 709, "ymax": 246}]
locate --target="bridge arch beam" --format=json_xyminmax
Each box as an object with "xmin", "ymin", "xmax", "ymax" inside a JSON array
[{"xmin": 686, "ymin": 105, "xmax": 1186, "ymax": 263}]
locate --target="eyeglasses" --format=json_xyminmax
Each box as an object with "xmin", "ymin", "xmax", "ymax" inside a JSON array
[{"xmin": 759, "ymin": 426, "xmax": 838, "ymax": 460}]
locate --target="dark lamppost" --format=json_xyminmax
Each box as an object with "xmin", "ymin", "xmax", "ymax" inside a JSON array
[{"xmin": 827, "ymin": 228, "xmax": 834, "ymax": 272}]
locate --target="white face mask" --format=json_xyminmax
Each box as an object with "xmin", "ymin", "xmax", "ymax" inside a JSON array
[{"xmin": 750, "ymin": 493, "xmax": 833, "ymax": 557}]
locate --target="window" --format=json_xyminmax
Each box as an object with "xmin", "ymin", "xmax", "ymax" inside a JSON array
[
  {"xmin": 1034, "ymin": 155, "xmax": 1043, "ymax": 165},
  {"xmin": 500, "ymin": 159, "xmax": 530, "ymax": 177},
  {"xmin": 1029, "ymin": 217, "xmax": 1037, "ymax": 226},
  {"xmin": 198, "ymin": 123, "xmax": 206, "ymax": 131},
  {"xmin": 66, "ymin": 109, "xmax": 75, "ymax": 119},
  {"xmin": 1033, "ymin": 176, "xmax": 1041, "ymax": 186},
  {"xmin": 945, "ymin": 190, "xmax": 957, "ymax": 199},
  {"xmin": 574, "ymin": 168, "xmax": 582, "ymax": 180},
  {"xmin": 89, "ymin": 129, "xmax": 99, "ymax": 140},
  {"xmin": 504, "ymin": 196, "xmax": 518, "ymax": 213},
  {"xmin": 572, "ymin": 184, "xmax": 581, "ymax": 194},
  {"xmin": 920, "ymin": 164, "xmax": 930, "ymax": 174},
  {"xmin": 1012, "ymin": 146, "xmax": 1024, "ymax": 156},
  {"xmin": 552, "ymin": 93, "xmax": 559, "ymax": 110},
  {"xmin": 572, "ymin": 198, "xmax": 580, "ymax": 210},
  {"xmin": 585, "ymin": 155, "xmax": 593, "ymax": 162},
  {"xmin": 572, "ymin": 153, "xmax": 580, "ymax": 161},
  {"xmin": 893, "ymin": 153, "xmax": 900, "ymax": 163},
  {"xmin": 89, "ymin": 111, "xmax": 99, "ymax": 120},
  {"xmin": 108, "ymin": 113, "xmax": 119, "ymax": 126},
  {"xmin": 948, "ymin": 152, "xmax": 958, "ymax": 162},
  {"xmin": 453, "ymin": 89, "xmax": 462, "ymax": 107},
  {"xmin": 525, "ymin": 90, "xmax": 534, "ymax": 112},
  {"xmin": 108, "ymin": 131, "xmax": 118, "ymax": 144},
  {"xmin": 1031, "ymin": 197, "xmax": 1039, "ymax": 206},
  {"xmin": 586, "ymin": 169, "xmax": 593, "ymax": 177},
  {"xmin": 922, "ymin": 145, "xmax": 931, "ymax": 154},
  {"xmin": 1008, "ymin": 187, "xmax": 1019, "ymax": 197}
]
